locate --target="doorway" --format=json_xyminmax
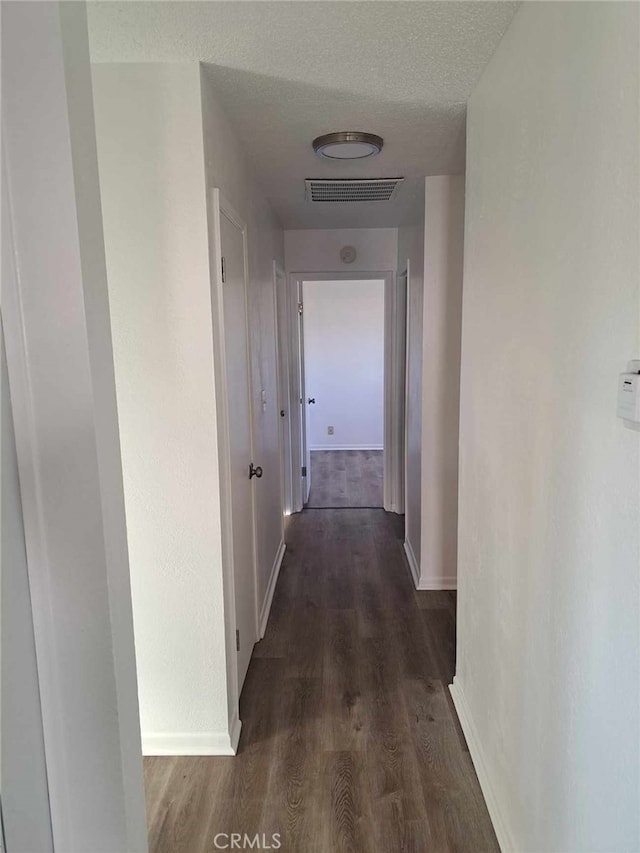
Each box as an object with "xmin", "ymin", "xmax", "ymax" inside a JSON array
[
  {"xmin": 302, "ymin": 278, "xmax": 385, "ymax": 507},
  {"xmin": 288, "ymin": 270, "xmax": 405, "ymax": 514},
  {"xmin": 212, "ymin": 191, "xmax": 259, "ymax": 698}
]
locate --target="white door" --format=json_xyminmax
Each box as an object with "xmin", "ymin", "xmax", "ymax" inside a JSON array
[
  {"xmin": 297, "ymin": 283, "xmax": 312, "ymax": 503},
  {"xmin": 220, "ymin": 209, "xmax": 257, "ymax": 691}
]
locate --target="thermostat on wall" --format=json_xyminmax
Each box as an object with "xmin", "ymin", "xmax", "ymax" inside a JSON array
[{"xmin": 617, "ymin": 360, "xmax": 640, "ymax": 426}]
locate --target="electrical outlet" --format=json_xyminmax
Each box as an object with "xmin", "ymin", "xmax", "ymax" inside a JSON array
[{"xmin": 327, "ymin": 426, "xmax": 334, "ymax": 435}]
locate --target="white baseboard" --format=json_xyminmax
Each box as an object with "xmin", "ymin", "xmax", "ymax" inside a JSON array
[
  {"xmin": 309, "ymin": 445, "xmax": 384, "ymax": 451},
  {"xmin": 417, "ymin": 576, "xmax": 457, "ymax": 591},
  {"xmin": 259, "ymin": 539, "xmax": 286, "ymax": 638},
  {"xmin": 142, "ymin": 710, "xmax": 242, "ymax": 756},
  {"xmin": 449, "ymin": 678, "xmax": 514, "ymax": 852},
  {"xmin": 403, "ymin": 538, "xmax": 420, "ymax": 587}
]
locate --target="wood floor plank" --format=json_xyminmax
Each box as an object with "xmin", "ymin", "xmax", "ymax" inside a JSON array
[
  {"xmin": 415, "ymin": 589, "xmax": 457, "ymax": 614},
  {"xmin": 308, "ymin": 450, "xmax": 383, "ymax": 507},
  {"xmin": 144, "ymin": 508, "xmax": 499, "ymax": 853},
  {"xmin": 267, "ymin": 677, "xmax": 324, "ymax": 852},
  {"xmin": 252, "ymin": 553, "xmax": 297, "ymax": 659},
  {"xmin": 360, "ymin": 635, "xmax": 427, "ymax": 828},
  {"xmin": 422, "ymin": 607, "xmax": 457, "ymax": 684},
  {"xmin": 319, "ymin": 750, "xmax": 376, "ymax": 853},
  {"xmin": 143, "ymin": 756, "xmax": 177, "ymax": 834},
  {"xmin": 321, "ymin": 609, "xmax": 365, "ymax": 752},
  {"xmin": 149, "ymin": 757, "xmax": 231, "ymax": 853},
  {"xmin": 403, "ymin": 677, "xmax": 500, "ymax": 852}
]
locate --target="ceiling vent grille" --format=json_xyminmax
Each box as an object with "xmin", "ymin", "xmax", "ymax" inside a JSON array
[{"xmin": 305, "ymin": 177, "xmax": 404, "ymax": 203}]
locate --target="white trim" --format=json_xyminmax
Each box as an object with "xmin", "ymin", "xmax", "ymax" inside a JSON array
[
  {"xmin": 207, "ymin": 188, "xmax": 246, "ymax": 748},
  {"xmin": 222, "ymin": 198, "xmax": 261, "ymax": 642},
  {"xmin": 258, "ymin": 540, "xmax": 286, "ymax": 638},
  {"xmin": 403, "ymin": 539, "xmax": 420, "ymax": 587},
  {"xmin": 229, "ymin": 710, "xmax": 243, "ymax": 753},
  {"xmin": 297, "ymin": 279, "xmax": 312, "ymax": 506},
  {"xmin": 388, "ymin": 265, "xmax": 406, "ymax": 515},
  {"xmin": 142, "ymin": 714, "xmax": 242, "ymax": 757},
  {"xmin": 309, "ymin": 444, "xmax": 384, "ymax": 451},
  {"xmin": 288, "ymin": 276, "xmax": 305, "ymax": 512},
  {"xmin": 400, "ymin": 262, "xmax": 410, "ymax": 518},
  {"xmin": 212, "ymin": 190, "xmax": 260, "ymax": 692},
  {"xmin": 449, "ymin": 679, "xmax": 514, "ymax": 852},
  {"xmin": 273, "ymin": 261, "xmax": 293, "ymax": 519},
  {"xmin": 2, "ymin": 152, "xmax": 59, "ymax": 850},
  {"xmin": 417, "ymin": 577, "xmax": 458, "ymax": 591},
  {"xmin": 382, "ymin": 271, "xmax": 394, "ymax": 512}
]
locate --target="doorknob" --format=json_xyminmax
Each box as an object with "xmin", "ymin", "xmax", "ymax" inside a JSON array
[
  {"xmin": 249, "ymin": 463, "xmax": 263, "ymax": 479},
  {"xmin": 308, "ymin": 398, "xmax": 316, "ymax": 405}
]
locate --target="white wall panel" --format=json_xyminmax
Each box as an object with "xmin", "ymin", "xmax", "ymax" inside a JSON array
[{"xmin": 455, "ymin": 4, "xmax": 640, "ymax": 849}]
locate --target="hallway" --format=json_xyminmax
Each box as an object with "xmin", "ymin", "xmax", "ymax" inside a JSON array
[{"xmin": 143, "ymin": 509, "xmax": 498, "ymax": 853}]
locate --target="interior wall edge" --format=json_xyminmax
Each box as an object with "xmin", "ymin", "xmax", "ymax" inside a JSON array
[{"xmin": 449, "ymin": 679, "xmax": 513, "ymax": 852}]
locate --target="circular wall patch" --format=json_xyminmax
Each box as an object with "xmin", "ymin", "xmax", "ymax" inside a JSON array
[{"xmin": 340, "ymin": 245, "xmax": 357, "ymax": 264}]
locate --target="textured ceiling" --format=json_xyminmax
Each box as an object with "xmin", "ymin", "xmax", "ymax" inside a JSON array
[{"xmin": 88, "ymin": 1, "xmax": 519, "ymax": 229}]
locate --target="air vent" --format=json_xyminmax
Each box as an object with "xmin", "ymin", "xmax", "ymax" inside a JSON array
[{"xmin": 305, "ymin": 178, "xmax": 404, "ymax": 203}]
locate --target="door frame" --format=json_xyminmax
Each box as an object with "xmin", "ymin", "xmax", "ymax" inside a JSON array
[
  {"xmin": 287, "ymin": 270, "xmax": 403, "ymax": 513},
  {"xmin": 272, "ymin": 261, "xmax": 293, "ymax": 518},
  {"xmin": 396, "ymin": 262, "xmax": 410, "ymax": 517},
  {"xmin": 297, "ymin": 278, "xmax": 312, "ymax": 505},
  {"xmin": 208, "ymin": 188, "xmax": 260, "ymax": 741}
]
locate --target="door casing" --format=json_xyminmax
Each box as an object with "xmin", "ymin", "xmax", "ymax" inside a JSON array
[
  {"xmin": 273, "ymin": 262, "xmax": 293, "ymax": 517},
  {"xmin": 208, "ymin": 188, "xmax": 259, "ymax": 747}
]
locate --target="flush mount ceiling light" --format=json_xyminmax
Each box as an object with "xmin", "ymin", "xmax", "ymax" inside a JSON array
[{"xmin": 312, "ymin": 131, "xmax": 383, "ymax": 160}]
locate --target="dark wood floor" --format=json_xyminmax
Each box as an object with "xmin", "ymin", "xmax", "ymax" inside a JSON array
[
  {"xmin": 307, "ymin": 450, "xmax": 383, "ymax": 507},
  {"xmin": 143, "ymin": 509, "xmax": 498, "ymax": 853}
]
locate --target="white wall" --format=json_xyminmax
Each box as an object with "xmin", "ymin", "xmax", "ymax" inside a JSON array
[
  {"xmin": 2, "ymin": 327, "xmax": 53, "ymax": 852},
  {"xmin": 285, "ymin": 228, "xmax": 397, "ymax": 274},
  {"xmin": 420, "ymin": 177, "xmax": 465, "ymax": 589},
  {"xmin": 92, "ymin": 64, "xmax": 232, "ymax": 753},
  {"xmin": 398, "ymin": 221, "xmax": 424, "ymax": 582},
  {"xmin": 303, "ymin": 279, "xmax": 385, "ymax": 450},
  {"xmin": 453, "ymin": 4, "xmax": 640, "ymax": 851},
  {"xmin": 200, "ymin": 71, "xmax": 285, "ymax": 636},
  {"xmin": 93, "ymin": 64, "xmax": 285, "ymax": 753},
  {"xmin": 3, "ymin": 3, "xmax": 147, "ymax": 848}
]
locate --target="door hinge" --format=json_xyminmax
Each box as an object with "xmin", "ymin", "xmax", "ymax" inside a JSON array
[
  {"xmin": 236, "ymin": 629, "xmax": 240, "ymax": 651},
  {"xmin": 297, "ymin": 302, "xmax": 303, "ymax": 315},
  {"xmin": 301, "ymin": 466, "xmax": 307, "ymax": 477},
  {"xmin": 221, "ymin": 257, "xmax": 226, "ymax": 283}
]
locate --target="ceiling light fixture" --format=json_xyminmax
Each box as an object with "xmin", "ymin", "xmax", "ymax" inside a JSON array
[{"xmin": 312, "ymin": 131, "xmax": 383, "ymax": 160}]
